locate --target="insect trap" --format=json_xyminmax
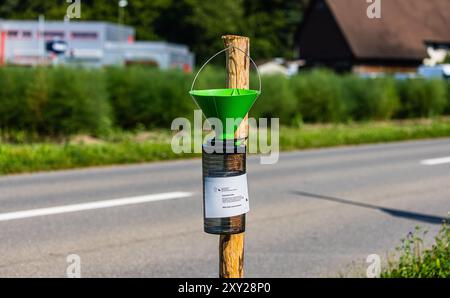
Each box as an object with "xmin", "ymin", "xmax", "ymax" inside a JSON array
[{"xmin": 189, "ymin": 47, "xmax": 261, "ymax": 234}]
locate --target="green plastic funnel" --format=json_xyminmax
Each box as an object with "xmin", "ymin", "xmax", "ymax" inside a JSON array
[
  {"xmin": 190, "ymin": 88, "xmax": 260, "ymax": 140},
  {"xmin": 189, "ymin": 46, "xmax": 261, "ymax": 140}
]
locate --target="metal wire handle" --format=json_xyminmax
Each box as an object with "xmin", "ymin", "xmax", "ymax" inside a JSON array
[{"xmin": 190, "ymin": 46, "xmax": 262, "ymax": 95}]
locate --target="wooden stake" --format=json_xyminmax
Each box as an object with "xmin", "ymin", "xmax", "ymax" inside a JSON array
[
  {"xmin": 219, "ymin": 233, "xmax": 245, "ymax": 278},
  {"xmin": 223, "ymin": 35, "xmax": 250, "ymax": 140},
  {"xmin": 219, "ymin": 35, "xmax": 250, "ymax": 278}
]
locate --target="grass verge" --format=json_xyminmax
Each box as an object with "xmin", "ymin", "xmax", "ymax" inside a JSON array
[
  {"xmin": 1, "ymin": 118, "xmax": 450, "ymax": 175},
  {"xmin": 280, "ymin": 118, "xmax": 450, "ymax": 150}
]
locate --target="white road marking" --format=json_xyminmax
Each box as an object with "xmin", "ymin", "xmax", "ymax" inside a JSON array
[
  {"xmin": 0, "ymin": 192, "xmax": 193, "ymax": 222},
  {"xmin": 420, "ymin": 157, "xmax": 450, "ymax": 166}
]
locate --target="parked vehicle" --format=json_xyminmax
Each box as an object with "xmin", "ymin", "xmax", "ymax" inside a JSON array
[{"xmin": 418, "ymin": 64, "xmax": 450, "ymax": 79}]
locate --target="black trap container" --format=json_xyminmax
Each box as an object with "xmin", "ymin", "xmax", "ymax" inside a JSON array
[{"xmin": 202, "ymin": 139, "xmax": 249, "ymax": 235}]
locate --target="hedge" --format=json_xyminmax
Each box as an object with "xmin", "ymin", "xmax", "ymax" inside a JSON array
[
  {"xmin": 293, "ymin": 70, "xmax": 347, "ymax": 123},
  {"xmin": 0, "ymin": 67, "xmax": 111, "ymax": 137},
  {"xmin": 0, "ymin": 66, "xmax": 448, "ymax": 137},
  {"xmin": 396, "ymin": 77, "xmax": 448, "ymax": 118}
]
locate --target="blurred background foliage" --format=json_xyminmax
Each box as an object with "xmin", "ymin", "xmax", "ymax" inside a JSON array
[
  {"xmin": 0, "ymin": 67, "xmax": 449, "ymax": 138},
  {"xmin": 0, "ymin": 0, "xmax": 309, "ymax": 62}
]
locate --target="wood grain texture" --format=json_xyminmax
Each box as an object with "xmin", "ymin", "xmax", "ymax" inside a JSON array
[
  {"xmin": 219, "ymin": 35, "xmax": 249, "ymax": 278},
  {"xmin": 219, "ymin": 233, "xmax": 244, "ymax": 278},
  {"xmin": 222, "ymin": 35, "xmax": 250, "ymax": 140}
]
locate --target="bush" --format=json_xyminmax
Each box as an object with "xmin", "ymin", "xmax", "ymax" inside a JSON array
[
  {"xmin": 0, "ymin": 68, "xmax": 33, "ymax": 132},
  {"xmin": 290, "ymin": 70, "xmax": 346, "ymax": 123},
  {"xmin": 343, "ymin": 76, "xmax": 400, "ymax": 121},
  {"xmin": 106, "ymin": 67, "xmax": 195, "ymax": 129},
  {"xmin": 0, "ymin": 67, "xmax": 111, "ymax": 137},
  {"xmin": 382, "ymin": 222, "xmax": 450, "ymax": 278},
  {"xmin": 396, "ymin": 78, "xmax": 448, "ymax": 118},
  {"xmin": 251, "ymin": 74, "xmax": 297, "ymax": 125},
  {"xmin": 42, "ymin": 68, "xmax": 111, "ymax": 136}
]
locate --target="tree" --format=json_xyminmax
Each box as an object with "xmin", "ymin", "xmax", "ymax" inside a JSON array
[
  {"xmin": 0, "ymin": 0, "xmax": 308, "ymax": 62},
  {"xmin": 0, "ymin": 0, "xmax": 66, "ymax": 19},
  {"xmin": 242, "ymin": 0, "xmax": 308, "ymax": 59},
  {"xmin": 154, "ymin": 0, "xmax": 245, "ymax": 63}
]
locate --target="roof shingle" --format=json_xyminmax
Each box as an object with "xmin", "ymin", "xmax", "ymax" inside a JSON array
[{"xmin": 326, "ymin": 0, "xmax": 450, "ymax": 60}]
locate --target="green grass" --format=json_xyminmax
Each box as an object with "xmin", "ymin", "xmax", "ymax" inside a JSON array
[
  {"xmin": 280, "ymin": 118, "xmax": 450, "ymax": 150},
  {"xmin": 381, "ymin": 222, "xmax": 450, "ymax": 278},
  {"xmin": 0, "ymin": 142, "xmax": 192, "ymax": 175},
  {"xmin": 1, "ymin": 118, "xmax": 450, "ymax": 175}
]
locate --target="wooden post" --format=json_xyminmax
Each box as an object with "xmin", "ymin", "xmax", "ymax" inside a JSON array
[{"xmin": 219, "ymin": 35, "xmax": 250, "ymax": 278}]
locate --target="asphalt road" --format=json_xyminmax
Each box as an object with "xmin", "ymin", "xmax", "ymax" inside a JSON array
[{"xmin": 0, "ymin": 139, "xmax": 449, "ymax": 277}]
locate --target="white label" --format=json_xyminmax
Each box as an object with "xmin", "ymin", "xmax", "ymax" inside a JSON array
[{"xmin": 204, "ymin": 174, "xmax": 249, "ymax": 218}]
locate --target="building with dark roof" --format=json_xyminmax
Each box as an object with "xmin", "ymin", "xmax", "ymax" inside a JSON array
[{"xmin": 296, "ymin": 0, "xmax": 450, "ymax": 73}]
